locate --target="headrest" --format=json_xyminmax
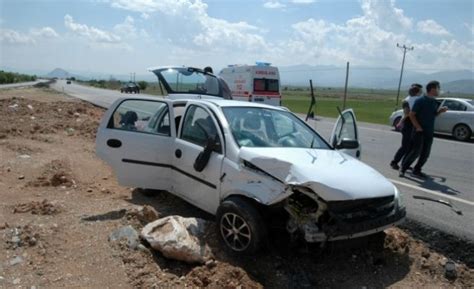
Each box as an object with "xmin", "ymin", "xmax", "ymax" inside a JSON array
[{"xmin": 243, "ymin": 114, "xmax": 261, "ymax": 130}]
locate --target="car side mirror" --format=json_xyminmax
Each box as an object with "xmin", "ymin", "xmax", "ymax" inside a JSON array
[
  {"xmin": 193, "ymin": 137, "xmax": 216, "ymax": 172},
  {"xmin": 336, "ymin": 138, "xmax": 359, "ymax": 149}
]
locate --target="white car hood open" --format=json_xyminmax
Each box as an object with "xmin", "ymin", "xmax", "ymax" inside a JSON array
[{"xmin": 239, "ymin": 147, "xmax": 395, "ymax": 201}]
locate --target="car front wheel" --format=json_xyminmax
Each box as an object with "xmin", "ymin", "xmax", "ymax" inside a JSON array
[
  {"xmin": 216, "ymin": 197, "xmax": 266, "ymax": 255},
  {"xmin": 452, "ymin": 124, "xmax": 471, "ymax": 141}
]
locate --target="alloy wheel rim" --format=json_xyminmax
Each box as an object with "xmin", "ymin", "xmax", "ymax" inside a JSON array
[
  {"xmin": 455, "ymin": 126, "xmax": 467, "ymax": 139},
  {"xmin": 220, "ymin": 213, "xmax": 251, "ymax": 251}
]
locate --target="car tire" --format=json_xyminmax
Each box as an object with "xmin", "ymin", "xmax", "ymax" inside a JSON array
[
  {"xmin": 216, "ymin": 197, "xmax": 266, "ymax": 255},
  {"xmin": 393, "ymin": 116, "xmax": 402, "ymax": 131},
  {"xmin": 452, "ymin": 124, "xmax": 471, "ymax": 141}
]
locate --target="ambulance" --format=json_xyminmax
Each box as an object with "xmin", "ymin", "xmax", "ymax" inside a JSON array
[{"xmin": 219, "ymin": 62, "xmax": 281, "ymax": 106}]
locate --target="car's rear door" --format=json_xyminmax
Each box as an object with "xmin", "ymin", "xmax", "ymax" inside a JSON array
[
  {"xmin": 172, "ymin": 103, "xmax": 224, "ymax": 214},
  {"xmin": 96, "ymin": 98, "xmax": 175, "ymax": 191},
  {"xmin": 329, "ymin": 109, "xmax": 361, "ymax": 158}
]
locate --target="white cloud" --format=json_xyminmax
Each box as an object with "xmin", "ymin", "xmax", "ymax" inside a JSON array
[
  {"xmin": 108, "ymin": 0, "xmax": 266, "ymax": 52},
  {"xmin": 417, "ymin": 20, "xmax": 451, "ymax": 36},
  {"xmin": 0, "ymin": 26, "xmax": 59, "ymax": 45},
  {"xmin": 0, "ymin": 29, "xmax": 35, "ymax": 44},
  {"xmin": 360, "ymin": 0, "xmax": 412, "ymax": 31},
  {"xmin": 263, "ymin": 1, "xmax": 286, "ymax": 9},
  {"xmin": 291, "ymin": 0, "xmax": 316, "ymax": 4},
  {"xmin": 30, "ymin": 27, "xmax": 59, "ymax": 38},
  {"xmin": 64, "ymin": 14, "xmax": 121, "ymax": 43}
]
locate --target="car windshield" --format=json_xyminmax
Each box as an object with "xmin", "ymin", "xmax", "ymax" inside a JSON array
[
  {"xmin": 222, "ymin": 107, "xmax": 329, "ymax": 149},
  {"xmin": 153, "ymin": 67, "xmax": 220, "ymax": 96},
  {"xmin": 466, "ymin": 100, "xmax": 474, "ymax": 107}
]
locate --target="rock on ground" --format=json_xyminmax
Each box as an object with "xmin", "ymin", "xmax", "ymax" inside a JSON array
[{"xmin": 141, "ymin": 216, "xmax": 212, "ymax": 264}]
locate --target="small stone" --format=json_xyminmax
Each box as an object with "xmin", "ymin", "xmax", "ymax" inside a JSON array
[
  {"xmin": 205, "ymin": 259, "xmax": 216, "ymax": 269},
  {"xmin": 137, "ymin": 244, "xmax": 148, "ymax": 252},
  {"xmin": 102, "ymin": 176, "xmax": 108, "ymax": 180},
  {"xmin": 6, "ymin": 167, "xmax": 11, "ymax": 172},
  {"xmin": 13, "ymin": 278, "xmax": 21, "ymax": 285},
  {"xmin": 10, "ymin": 256, "xmax": 24, "ymax": 266},
  {"xmin": 444, "ymin": 260, "xmax": 457, "ymax": 280},
  {"xmin": 18, "ymin": 175, "xmax": 25, "ymax": 180},
  {"xmin": 18, "ymin": 154, "xmax": 31, "ymax": 159},
  {"xmin": 87, "ymin": 188, "xmax": 93, "ymax": 193},
  {"xmin": 27, "ymin": 104, "xmax": 34, "ymax": 110}
]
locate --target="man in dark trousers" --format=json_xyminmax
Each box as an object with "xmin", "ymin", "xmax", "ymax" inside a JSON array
[{"xmin": 399, "ymin": 80, "xmax": 448, "ymax": 178}]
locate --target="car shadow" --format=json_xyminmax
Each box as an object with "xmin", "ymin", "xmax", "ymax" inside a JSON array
[
  {"xmin": 125, "ymin": 189, "xmax": 412, "ymax": 288},
  {"xmin": 211, "ymin": 231, "xmax": 412, "ymax": 288},
  {"xmin": 402, "ymin": 172, "xmax": 462, "ymax": 196}
]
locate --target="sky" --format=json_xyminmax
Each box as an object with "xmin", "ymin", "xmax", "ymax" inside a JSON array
[{"xmin": 0, "ymin": 0, "xmax": 473, "ymax": 76}]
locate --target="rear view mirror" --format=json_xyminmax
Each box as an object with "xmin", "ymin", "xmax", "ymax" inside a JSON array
[
  {"xmin": 194, "ymin": 137, "xmax": 217, "ymax": 172},
  {"xmin": 336, "ymin": 138, "xmax": 359, "ymax": 149}
]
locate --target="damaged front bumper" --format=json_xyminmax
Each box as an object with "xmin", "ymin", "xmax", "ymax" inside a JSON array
[
  {"xmin": 321, "ymin": 207, "xmax": 406, "ymax": 242},
  {"xmin": 284, "ymin": 190, "xmax": 407, "ymax": 243}
]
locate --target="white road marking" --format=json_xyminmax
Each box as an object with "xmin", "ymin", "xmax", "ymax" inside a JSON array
[{"xmin": 389, "ymin": 178, "xmax": 474, "ymax": 206}]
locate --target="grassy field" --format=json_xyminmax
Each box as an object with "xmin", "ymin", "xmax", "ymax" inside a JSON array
[{"xmin": 281, "ymin": 87, "xmax": 474, "ymax": 125}]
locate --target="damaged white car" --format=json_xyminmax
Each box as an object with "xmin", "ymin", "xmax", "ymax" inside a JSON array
[{"xmin": 96, "ymin": 96, "xmax": 406, "ymax": 254}]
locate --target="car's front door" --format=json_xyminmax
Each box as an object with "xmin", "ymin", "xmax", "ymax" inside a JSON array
[
  {"xmin": 435, "ymin": 99, "xmax": 466, "ymax": 133},
  {"xmin": 329, "ymin": 109, "xmax": 361, "ymax": 158},
  {"xmin": 172, "ymin": 104, "xmax": 224, "ymax": 214},
  {"xmin": 96, "ymin": 99, "xmax": 175, "ymax": 191}
]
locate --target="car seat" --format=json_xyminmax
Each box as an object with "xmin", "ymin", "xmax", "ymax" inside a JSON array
[{"xmin": 120, "ymin": 111, "xmax": 138, "ymax": 130}]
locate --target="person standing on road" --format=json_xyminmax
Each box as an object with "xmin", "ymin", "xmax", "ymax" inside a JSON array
[
  {"xmin": 399, "ymin": 81, "xmax": 448, "ymax": 178},
  {"xmin": 390, "ymin": 84, "xmax": 423, "ymax": 170}
]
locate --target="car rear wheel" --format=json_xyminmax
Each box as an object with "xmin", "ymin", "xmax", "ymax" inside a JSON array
[
  {"xmin": 452, "ymin": 124, "xmax": 471, "ymax": 141},
  {"xmin": 392, "ymin": 116, "xmax": 402, "ymax": 131},
  {"xmin": 216, "ymin": 197, "xmax": 266, "ymax": 255}
]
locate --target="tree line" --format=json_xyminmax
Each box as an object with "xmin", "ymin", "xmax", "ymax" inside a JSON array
[{"xmin": 0, "ymin": 71, "xmax": 37, "ymax": 84}]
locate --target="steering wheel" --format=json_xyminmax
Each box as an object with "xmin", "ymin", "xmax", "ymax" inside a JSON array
[{"xmin": 238, "ymin": 131, "xmax": 267, "ymax": 147}]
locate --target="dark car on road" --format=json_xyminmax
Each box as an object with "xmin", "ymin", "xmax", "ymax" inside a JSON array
[{"xmin": 121, "ymin": 82, "xmax": 140, "ymax": 94}]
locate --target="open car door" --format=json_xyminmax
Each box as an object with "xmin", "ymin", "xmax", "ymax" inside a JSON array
[
  {"xmin": 329, "ymin": 108, "xmax": 361, "ymax": 159},
  {"xmin": 96, "ymin": 98, "xmax": 175, "ymax": 191}
]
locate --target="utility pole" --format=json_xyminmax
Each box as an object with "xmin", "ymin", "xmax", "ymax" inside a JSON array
[{"xmin": 395, "ymin": 43, "xmax": 414, "ymax": 110}]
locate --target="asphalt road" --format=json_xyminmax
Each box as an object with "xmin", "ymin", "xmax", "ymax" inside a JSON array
[{"xmin": 52, "ymin": 79, "xmax": 474, "ymax": 241}]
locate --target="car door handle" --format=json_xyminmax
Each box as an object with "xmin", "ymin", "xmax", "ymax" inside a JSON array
[
  {"xmin": 175, "ymin": 149, "xmax": 182, "ymax": 158},
  {"xmin": 107, "ymin": 139, "xmax": 122, "ymax": 148}
]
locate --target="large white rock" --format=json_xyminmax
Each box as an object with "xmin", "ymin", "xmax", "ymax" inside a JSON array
[{"xmin": 141, "ymin": 216, "xmax": 212, "ymax": 264}]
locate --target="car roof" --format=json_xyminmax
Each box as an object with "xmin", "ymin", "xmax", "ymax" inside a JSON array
[
  {"xmin": 115, "ymin": 96, "xmax": 285, "ymax": 111},
  {"xmin": 438, "ymin": 97, "xmax": 473, "ymax": 102}
]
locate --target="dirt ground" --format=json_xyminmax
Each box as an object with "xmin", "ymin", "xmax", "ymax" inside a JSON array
[{"xmin": 0, "ymin": 86, "xmax": 473, "ymax": 288}]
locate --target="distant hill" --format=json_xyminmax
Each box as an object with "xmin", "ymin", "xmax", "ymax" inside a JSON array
[
  {"xmin": 442, "ymin": 79, "xmax": 474, "ymax": 95},
  {"xmin": 279, "ymin": 65, "xmax": 474, "ymax": 94},
  {"xmin": 47, "ymin": 68, "xmax": 71, "ymax": 79}
]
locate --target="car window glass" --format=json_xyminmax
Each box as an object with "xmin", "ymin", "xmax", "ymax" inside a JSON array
[
  {"xmin": 160, "ymin": 68, "xmax": 220, "ymax": 96},
  {"xmin": 444, "ymin": 100, "xmax": 466, "ymax": 111},
  {"xmin": 181, "ymin": 105, "xmax": 220, "ymax": 149},
  {"xmin": 223, "ymin": 107, "xmax": 328, "ymax": 149},
  {"xmin": 110, "ymin": 100, "xmax": 170, "ymax": 136}
]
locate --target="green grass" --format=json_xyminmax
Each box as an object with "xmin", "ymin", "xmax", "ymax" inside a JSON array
[
  {"xmin": 283, "ymin": 96, "xmax": 396, "ymax": 125},
  {"xmin": 281, "ymin": 87, "xmax": 474, "ymax": 125}
]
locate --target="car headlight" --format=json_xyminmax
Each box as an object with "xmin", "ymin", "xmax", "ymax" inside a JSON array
[{"xmin": 393, "ymin": 185, "xmax": 404, "ymax": 209}]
